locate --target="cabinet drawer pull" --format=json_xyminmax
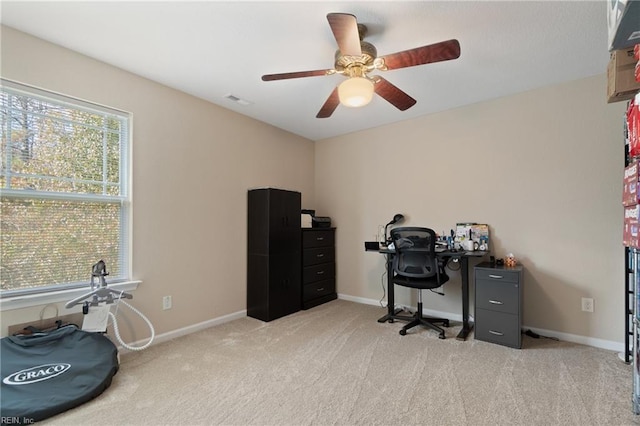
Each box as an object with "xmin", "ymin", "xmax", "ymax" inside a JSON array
[
  {"xmin": 316, "ymin": 271, "xmax": 325, "ymax": 275},
  {"xmin": 316, "ymin": 237, "xmax": 324, "ymax": 241},
  {"xmin": 317, "ymin": 287, "xmax": 325, "ymax": 292},
  {"xmin": 317, "ymin": 254, "xmax": 324, "ymax": 258},
  {"xmin": 489, "ymin": 300, "xmax": 503, "ymax": 305},
  {"xmin": 489, "ymin": 274, "xmax": 503, "ymax": 279},
  {"xmin": 489, "ymin": 330, "xmax": 504, "ymax": 336}
]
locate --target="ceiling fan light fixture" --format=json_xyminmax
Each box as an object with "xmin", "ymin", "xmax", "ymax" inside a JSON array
[
  {"xmin": 261, "ymin": 13, "xmax": 460, "ymax": 118},
  {"xmin": 338, "ymin": 77, "xmax": 374, "ymax": 107}
]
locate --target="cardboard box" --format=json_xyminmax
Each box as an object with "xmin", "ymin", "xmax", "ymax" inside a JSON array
[
  {"xmin": 608, "ymin": 47, "xmax": 640, "ymax": 103},
  {"xmin": 624, "ymin": 204, "xmax": 640, "ymax": 248},
  {"xmin": 608, "ymin": 0, "xmax": 640, "ymax": 51}
]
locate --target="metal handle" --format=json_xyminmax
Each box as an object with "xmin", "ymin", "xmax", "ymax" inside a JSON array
[
  {"xmin": 317, "ymin": 287, "xmax": 324, "ymax": 292},
  {"xmin": 316, "ymin": 271, "xmax": 325, "ymax": 275},
  {"xmin": 489, "ymin": 274, "xmax": 503, "ymax": 279},
  {"xmin": 316, "ymin": 237, "xmax": 324, "ymax": 241},
  {"xmin": 489, "ymin": 330, "xmax": 504, "ymax": 336},
  {"xmin": 317, "ymin": 254, "xmax": 324, "ymax": 258},
  {"xmin": 489, "ymin": 300, "xmax": 503, "ymax": 305}
]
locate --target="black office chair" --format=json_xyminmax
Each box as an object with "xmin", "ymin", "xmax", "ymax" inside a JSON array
[{"xmin": 390, "ymin": 227, "xmax": 450, "ymax": 339}]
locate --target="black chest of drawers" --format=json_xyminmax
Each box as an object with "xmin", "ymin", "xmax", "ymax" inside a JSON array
[
  {"xmin": 302, "ymin": 228, "xmax": 337, "ymax": 309},
  {"xmin": 474, "ymin": 262, "xmax": 524, "ymax": 349}
]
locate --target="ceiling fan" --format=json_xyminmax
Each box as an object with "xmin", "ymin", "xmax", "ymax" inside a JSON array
[{"xmin": 261, "ymin": 13, "xmax": 461, "ymax": 119}]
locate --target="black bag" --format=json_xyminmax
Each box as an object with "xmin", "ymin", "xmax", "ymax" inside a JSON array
[{"xmin": 1, "ymin": 326, "xmax": 118, "ymax": 423}]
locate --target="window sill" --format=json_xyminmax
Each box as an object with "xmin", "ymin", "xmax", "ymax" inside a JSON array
[{"xmin": 0, "ymin": 281, "xmax": 141, "ymax": 311}]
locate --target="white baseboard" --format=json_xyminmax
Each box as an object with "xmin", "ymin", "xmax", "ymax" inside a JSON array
[
  {"xmin": 117, "ymin": 309, "xmax": 246, "ymax": 353},
  {"xmin": 338, "ymin": 293, "xmax": 387, "ymax": 309},
  {"xmin": 521, "ymin": 325, "xmax": 624, "ymax": 353},
  {"xmin": 337, "ymin": 293, "xmax": 624, "ymax": 353},
  {"xmin": 120, "ymin": 295, "xmax": 625, "ymax": 355},
  {"xmin": 338, "ymin": 293, "xmax": 465, "ymax": 323}
]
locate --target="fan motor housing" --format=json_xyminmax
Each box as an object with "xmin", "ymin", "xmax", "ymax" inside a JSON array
[{"xmin": 334, "ymin": 41, "xmax": 377, "ymax": 71}]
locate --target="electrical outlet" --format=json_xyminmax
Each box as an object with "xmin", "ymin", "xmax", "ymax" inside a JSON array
[
  {"xmin": 581, "ymin": 297, "xmax": 594, "ymax": 313},
  {"xmin": 162, "ymin": 295, "xmax": 172, "ymax": 310}
]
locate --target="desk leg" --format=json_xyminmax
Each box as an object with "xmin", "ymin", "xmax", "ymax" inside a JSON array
[
  {"xmin": 456, "ymin": 256, "xmax": 473, "ymax": 340},
  {"xmin": 377, "ymin": 254, "xmax": 405, "ymax": 323}
]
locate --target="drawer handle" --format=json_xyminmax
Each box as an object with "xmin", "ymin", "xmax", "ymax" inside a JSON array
[
  {"xmin": 489, "ymin": 330, "xmax": 504, "ymax": 336},
  {"xmin": 317, "ymin": 287, "xmax": 325, "ymax": 292},
  {"xmin": 489, "ymin": 274, "xmax": 503, "ymax": 279},
  {"xmin": 316, "ymin": 271, "xmax": 325, "ymax": 275},
  {"xmin": 489, "ymin": 300, "xmax": 503, "ymax": 305},
  {"xmin": 316, "ymin": 237, "xmax": 324, "ymax": 241},
  {"xmin": 317, "ymin": 254, "xmax": 324, "ymax": 258}
]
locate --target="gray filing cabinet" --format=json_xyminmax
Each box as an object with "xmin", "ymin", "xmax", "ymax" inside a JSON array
[
  {"xmin": 474, "ymin": 262, "xmax": 523, "ymax": 349},
  {"xmin": 302, "ymin": 228, "xmax": 337, "ymax": 309}
]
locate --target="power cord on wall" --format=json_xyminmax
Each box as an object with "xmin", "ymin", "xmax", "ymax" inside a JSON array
[
  {"xmin": 379, "ymin": 269, "xmax": 387, "ymax": 308},
  {"xmin": 523, "ymin": 329, "xmax": 558, "ymax": 341}
]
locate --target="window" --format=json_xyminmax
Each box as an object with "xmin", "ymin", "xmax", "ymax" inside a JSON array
[{"xmin": 1, "ymin": 79, "xmax": 131, "ymax": 297}]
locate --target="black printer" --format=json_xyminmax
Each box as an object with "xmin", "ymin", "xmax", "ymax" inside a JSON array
[{"xmin": 312, "ymin": 216, "xmax": 332, "ymax": 228}]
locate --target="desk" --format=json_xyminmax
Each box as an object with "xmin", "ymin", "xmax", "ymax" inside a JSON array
[{"xmin": 367, "ymin": 246, "xmax": 487, "ymax": 341}]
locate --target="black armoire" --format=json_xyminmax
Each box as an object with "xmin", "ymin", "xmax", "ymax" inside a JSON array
[{"xmin": 247, "ymin": 188, "xmax": 301, "ymax": 321}]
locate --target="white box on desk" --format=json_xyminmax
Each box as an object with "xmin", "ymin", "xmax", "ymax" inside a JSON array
[{"xmin": 301, "ymin": 214, "xmax": 312, "ymax": 228}]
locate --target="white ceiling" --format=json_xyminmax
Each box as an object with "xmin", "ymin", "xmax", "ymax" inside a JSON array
[{"xmin": 1, "ymin": 1, "xmax": 609, "ymax": 141}]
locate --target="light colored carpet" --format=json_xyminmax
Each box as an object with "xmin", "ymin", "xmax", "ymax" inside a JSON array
[{"xmin": 44, "ymin": 299, "xmax": 635, "ymax": 425}]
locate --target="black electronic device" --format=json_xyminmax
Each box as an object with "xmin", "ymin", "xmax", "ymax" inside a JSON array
[
  {"xmin": 365, "ymin": 241, "xmax": 379, "ymax": 250},
  {"xmin": 312, "ymin": 216, "xmax": 332, "ymax": 228}
]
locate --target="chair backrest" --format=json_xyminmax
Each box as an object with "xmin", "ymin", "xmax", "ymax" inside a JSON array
[{"xmin": 390, "ymin": 227, "xmax": 442, "ymax": 281}]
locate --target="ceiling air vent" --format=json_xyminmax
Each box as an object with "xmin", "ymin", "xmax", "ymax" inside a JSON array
[{"xmin": 224, "ymin": 94, "xmax": 253, "ymax": 106}]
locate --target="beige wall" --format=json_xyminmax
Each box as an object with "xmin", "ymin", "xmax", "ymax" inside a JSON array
[
  {"xmin": 0, "ymin": 26, "xmax": 315, "ymax": 339},
  {"xmin": 315, "ymin": 75, "xmax": 627, "ymax": 344},
  {"xmin": 0, "ymin": 25, "xmax": 629, "ymax": 348}
]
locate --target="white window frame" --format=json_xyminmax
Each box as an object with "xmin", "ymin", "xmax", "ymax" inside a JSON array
[{"xmin": 0, "ymin": 79, "xmax": 138, "ymax": 311}]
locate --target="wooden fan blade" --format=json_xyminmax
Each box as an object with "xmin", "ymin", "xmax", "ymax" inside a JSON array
[
  {"xmin": 327, "ymin": 13, "xmax": 362, "ymax": 56},
  {"xmin": 373, "ymin": 76, "xmax": 416, "ymax": 111},
  {"xmin": 380, "ymin": 39, "xmax": 460, "ymax": 70},
  {"xmin": 316, "ymin": 88, "xmax": 340, "ymax": 118},
  {"xmin": 262, "ymin": 69, "xmax": 333, "ymax": 81}
]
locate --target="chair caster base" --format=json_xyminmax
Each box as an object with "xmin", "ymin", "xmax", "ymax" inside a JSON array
[{"xmin": 399, "ymin": 329, "xmax": 407, "ymax": 336}]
